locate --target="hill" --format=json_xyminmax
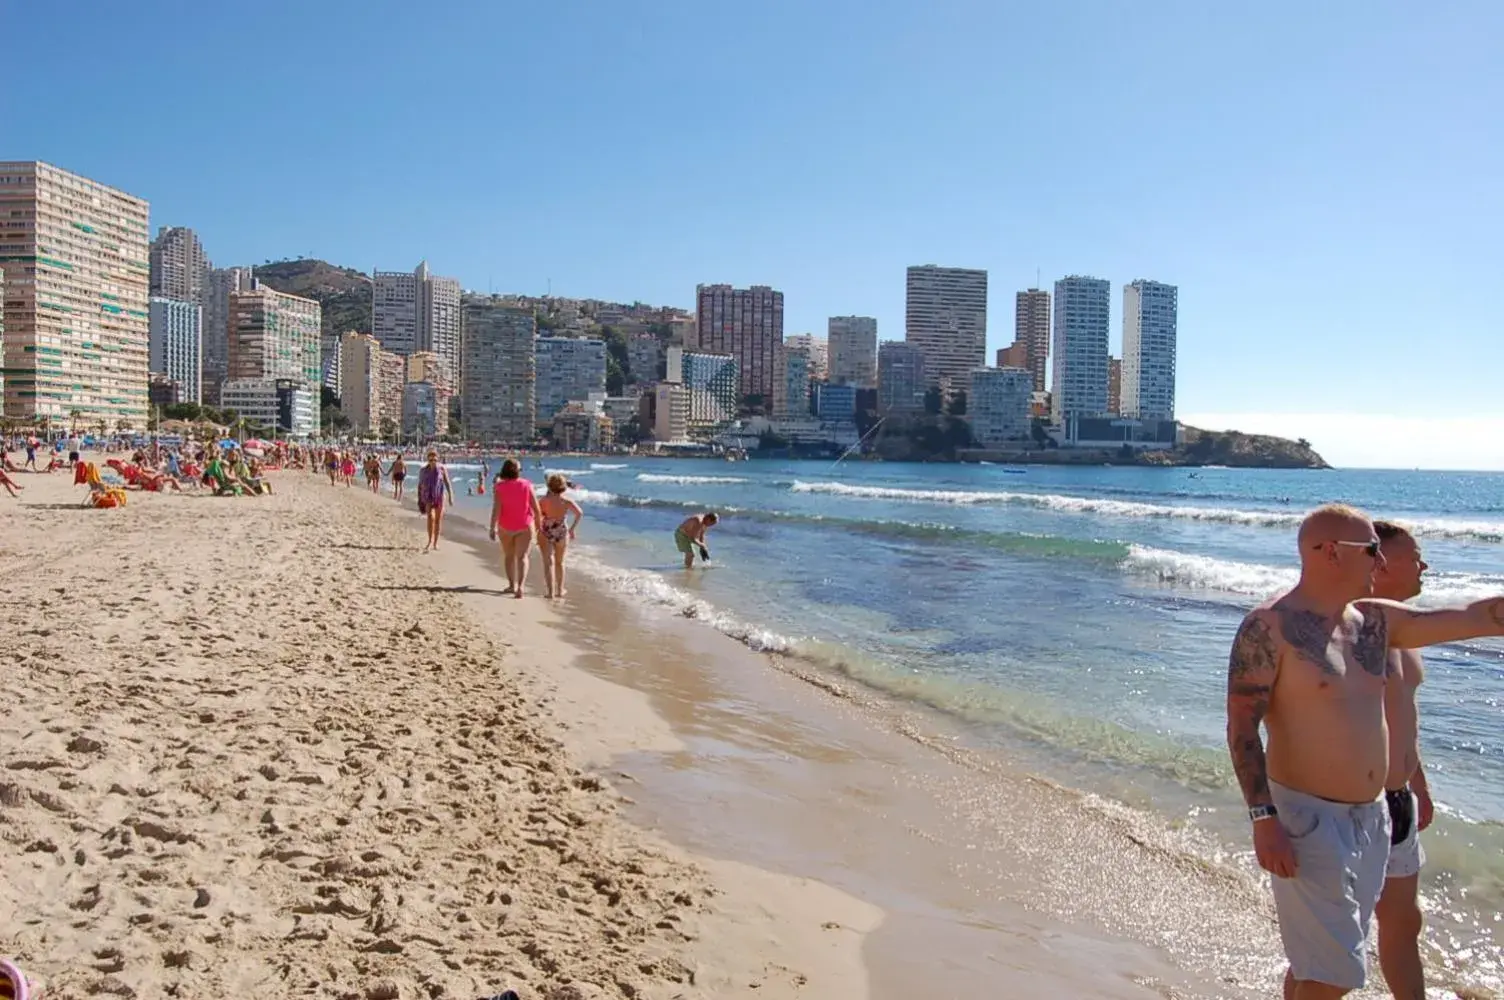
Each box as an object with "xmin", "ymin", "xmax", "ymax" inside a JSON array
[
  {"xmin": 251, "ymin": 259, "xmax": 372, "ymax": 342},
  {"xmin": 1162, "ymin": 426, "xmax": 1330, "ymax": 468}
]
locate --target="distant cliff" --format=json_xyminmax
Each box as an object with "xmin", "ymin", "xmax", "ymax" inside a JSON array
[
  {"xmin": 1155, "ymin": 426, "xmax": 1331, "ymax": 469},
  {"xmin": 251, "ymin": 259, "xmax": 372, "ymax": 343}
]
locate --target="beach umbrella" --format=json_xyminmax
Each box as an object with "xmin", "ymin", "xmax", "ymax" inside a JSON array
[{"xmin": 219, "ymin": 438, "xmax": 239, "ymax": 450}]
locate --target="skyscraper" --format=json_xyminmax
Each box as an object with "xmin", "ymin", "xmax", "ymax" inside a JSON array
[
  {"xmin": 460, "ymin": 295, "xmax": 536, "ymax": 442},
  {"xmin": 827, "ymin": 316, "xmax": 878, "ymax": 388},
  {"xmin": 339, "ymin": 332, "xmax": 384, "ymax": 434},
  {"xmin": 202, "ymin": 266, "xmax": 254, "ymax": 405},
  {"xmin": 1050, "ymin": 276, "xmax": 1111, "ymax": 424},
  {"xmin": 969, "ymin": 368, "xmax": 1033, "ymax": 447},
  {"xmin": 877, "ymin": 341, "xmax": 926, "ymax": 414},
  {"xmin": 228, "ymin": 282, "xmax": 323, "ymax": 427},
  {"xmin": 694, "ymin": 283, "xmax": 783, "ymax": 409},
  {"xmin": 0, "ymin": 161, "xmax": 151, "ymax": 426},
  {"xmin": 1107, "ymin": 357, "xmax": 1122, "ymax": 416},
  {"xmin": 1121, "ymin": 280, "xmax": 1178, "ymax": 421},
  {"xmin": 904, "ymin": 265, "xmax": 987, "ymax": 395},
  {"xmin": 149, "ymin": 298, "xmax": 203, "ymax": 405},
  {"xmin": 775, "ymin": 342, "xmax": 812, "ymax": 418},
  {"xmin": 784, "ymin": 333, "xmax": 828, "ymax": 382},
  {"xmin": 149, "ymin": 226, "xmax": 211, "ymax": 303},
  {"xmin": 1013, "ymin": 288, "xmax": 1051, "ymax": 393},
  {"xmin": 373, "ymin": 261, "xmax": 461, "ymax": 377},
  {"xmin": 536, "ymin": 336, "xmax": 608, "ymax": 425}
]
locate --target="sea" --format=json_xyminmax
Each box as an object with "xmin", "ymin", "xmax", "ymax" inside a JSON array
[{"xmin": 449, "ymin": 457, "xmax": 1504, "ymax": 989}]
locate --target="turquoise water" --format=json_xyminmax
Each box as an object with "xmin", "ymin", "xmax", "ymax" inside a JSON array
[{"xmin": 451, "ymin": 458, "xmax": 1504, "ymax": 985}]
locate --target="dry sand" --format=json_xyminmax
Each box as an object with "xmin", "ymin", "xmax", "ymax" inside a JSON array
[{"xmin": 0, "ymin": 465, "xmax": 876, "ymax": 999}]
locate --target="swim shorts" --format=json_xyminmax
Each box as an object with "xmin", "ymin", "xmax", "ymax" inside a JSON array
[
  {"xmin": 674, "ymin": 528, "xmax": 693, "ymax": 554},
  {"xmin": 1385, "ymin": 788, "xmax": 1425, "ymax": 880},
  {"xmin": 1268, "ymin": 780, "xmax": 1390, "ymax": 990}
]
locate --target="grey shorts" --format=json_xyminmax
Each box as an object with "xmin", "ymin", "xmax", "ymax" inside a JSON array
[
  {"xmin": 1268, "ymin": 781, "xmax": 1391, "ymax": 990},
  {"xmin": 1386, "ymin": 789, "xmax": 1425, "ymax": 880}
]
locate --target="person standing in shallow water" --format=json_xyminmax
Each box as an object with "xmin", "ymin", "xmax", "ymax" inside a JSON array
[
  {"xmin": 417, "ymin": 450, "xmax": 454, "ymax": 552},
  {"xmin": 536, "ymin": 474, "xmax": 583, "ymax": 599},
  {"xmin": 489, "ymin": 458, "xmax": 541, "ymax": 598},
  {"xmin": 389, "ymin": 452, "xmax": 407, "ymax": 502},
  {"xmin": 674, "ymin": 512, "xmax": 718, "ymax": 569}
]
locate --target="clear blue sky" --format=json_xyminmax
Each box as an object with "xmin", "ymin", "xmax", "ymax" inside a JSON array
[{"xmin": 10, "ymin": 1, "xmax": 1503, "ymax": 466}]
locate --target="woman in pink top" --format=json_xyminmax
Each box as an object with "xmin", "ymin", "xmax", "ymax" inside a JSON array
[{"xmin": 488, "ymin": 458, "xmax": 542, "ymax": 598}]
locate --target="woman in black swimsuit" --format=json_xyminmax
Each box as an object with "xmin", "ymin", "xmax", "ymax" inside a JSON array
[
  {"xmin": 389, "ymin": 453, "xmax": 407, "ymax": 502},
  {"xmin": 536, "ymin": 474, "xmax": 584, "ymax": 599}
]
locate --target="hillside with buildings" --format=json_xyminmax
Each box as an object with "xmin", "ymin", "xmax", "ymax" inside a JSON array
[
  {"xmin": 1161, "ymin": 426, "xmax": 1330, "ymax": 468},
  {"xmin": 251, "ymin": 258, "xmax": 373, "ymax": 344}
]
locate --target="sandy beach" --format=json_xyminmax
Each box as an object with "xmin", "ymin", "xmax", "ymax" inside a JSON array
[{"xmin": 0, "ymin": 466, "xmax": 875, "ymax": 1000}]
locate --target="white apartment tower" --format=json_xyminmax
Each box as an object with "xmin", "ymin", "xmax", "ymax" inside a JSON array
[
  {"xmin": 905, "ymin": 265, "xmax": 987, "ymax": 395},
  {"xmin": 827, "ymin": 316, "xmax": 878, "ymax": 389},
  {"xmin": 1050, "ymin": 276, "xmax": 1111, "ymax": 423},
  {"xmin": 149, "ymin": 297, "xmax": 203, "ymax": 404},
  {"xmin": 149, "ymin": 226, "xmax": 211, "ymax": 303},
  {"xmin": 1121, "ymin": 280, "xmax": 1178, "ymax": 421},
  {"xmin": 373, "ymin": 261, "xmax": 461, "ymax": 378}
]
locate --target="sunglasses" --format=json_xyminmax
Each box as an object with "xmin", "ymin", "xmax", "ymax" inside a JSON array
[{"xmin": 1320, "ymin": 540, "xmax": 1380, "ymax": 558}]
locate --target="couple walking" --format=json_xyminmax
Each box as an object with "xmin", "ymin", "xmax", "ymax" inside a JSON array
[{"xmin": 488, "ymin": 459, "xmax": 582, "ymax": 599}]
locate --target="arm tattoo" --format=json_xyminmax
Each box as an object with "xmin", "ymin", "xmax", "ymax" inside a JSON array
[
  {"xmin": 1353, "ymin": 610, "xmax": 1388, "ymax": 678},
  {"xmin": 1276, "ymin": 608, "xmax": 1338, "ymax": 675},
  {"xmin": 1227, "ymin": 615, "xmax": 1277, "ymax": 805}
]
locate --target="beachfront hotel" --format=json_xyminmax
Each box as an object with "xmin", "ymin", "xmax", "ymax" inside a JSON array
[
  {"xmin": 904, "ymin": 264, "xmax": 988, "ymax": 397},
  {"xmin": 373, "ymin": 260, "xmax": 462, "ymax": 380},
  {"xmin": 460, "ymin": 295, "xmax": 536, "ymax": 443},
  {"xmin": 201, "ymin": 265, "xmax": 253, "ymax": 405},
  {"xmin": 1121, "ymin": 279, "xmax": 1178, "ymax": 421},
  {"xmin": 694, "ymin": 283, "xmax": 783, "ymax": 411},
  {"xmin": 827, "ymin": 315, "xmax": 878, "ymax": 389},
  {"xmin": 969, "ymin": 367, "xmax": 1034, "ymax": 447},
  {"xmin": 1050, "ymin": 275, "xmax": 1111, "ymax": 424},
  {"xmin": 666, "ymin": 345, "xmax": 738, "ymax": 432},
  {"xmin": 535, "ymin": 335, "xmax": 607, "ymax": 427},
  {"xmin": 148, "ymin": 226, "xmax": 211, "ymax": 304},
  {"xmin": 148, "ymin": 297, "xmax": 203, "ymax": 405},
  {"xmin": 0, "ymin": 161, "xmax": 151, "ymax": 427},
  {"xmin": 1013, "ymin": 288, "xmax": 1051, "ymax": 393},
  {"xmin": 877, "ymin": 340, "xmax": 926, "ymax": 414},
  {"xmin": 227, "ymin": 281, "xmax": 322, "ymax": 429}
]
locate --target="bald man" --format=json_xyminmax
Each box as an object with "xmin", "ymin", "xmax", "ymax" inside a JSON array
[{"xmin": 1225, "ymin": 503, "xmax": 1504, "ymax": 999}]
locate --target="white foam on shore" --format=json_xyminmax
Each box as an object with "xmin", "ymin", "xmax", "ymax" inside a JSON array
[
  {"xmin": 790, "ymin": 480, "xmax": 1504, "ymax": 543},
  {"xmin": 591, "ymin": 463, "xmax": 629, "ymax": 470},
  {"xmin": 637, "ymin": 473, "xmax": 750, "ymax": 485}
]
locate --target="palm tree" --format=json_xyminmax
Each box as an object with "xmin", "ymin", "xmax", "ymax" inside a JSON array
[{"xmin": 68, "ymin": 408, "xmax": 83, "ymax": 436}]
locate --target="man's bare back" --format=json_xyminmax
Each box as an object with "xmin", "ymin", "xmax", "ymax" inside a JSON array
[{"xmin": 1232, "ymin": 593, "xmax": 1392, "ymax": 805}]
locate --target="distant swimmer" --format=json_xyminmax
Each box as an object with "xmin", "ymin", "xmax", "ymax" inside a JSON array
[
  {"xmin": 1371, "ymin": 521, "xmax": 1433, "ymax": 1000},
  {"xmin": 674, "ymin": 512, "xmax": 718, "ymax": 569},
  {"xmin": 1225, "ymin": 503, "xmax": 1504, "ymax": 998}
]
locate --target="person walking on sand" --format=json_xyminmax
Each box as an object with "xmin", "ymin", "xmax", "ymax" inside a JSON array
[
  {"xmin": 325, "ymin": 448, "xmax": 339, "ymax": 486},
  {"xmin": 537, "ymin": 474, "xmax": 584, "ymax": 599},
  {"xmin": 341, "ymin": 451, "xmax": 357, "ymax": 487},
  {"xmin": 389, "ymin": 453, "xmax": 407, "ymax": 502},
  {"xmin": 674, "ymin": 512, "xmax": 718, "ymax": 569},
  {"xmin": 489, "ymin": 458, "xmax": 541, "ymax": 598},
  {"xmin": 1369, "ymin": 521, "xmax": 1435, "ymax": 1000},
  {"xmin": 1225, "ymin": 503, "xmax": 1504, "ymax": 999},
  {"xmin": 417, "ymin": 450, "xmax": 454, "ymax": 552},
  {"xmin": 364, "ymin": 453, "xmax": 383, "ymax": 494}
]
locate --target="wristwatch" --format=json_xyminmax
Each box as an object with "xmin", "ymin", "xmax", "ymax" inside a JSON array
[{"xmin": 1249, "ymin": 804, "xmax": 1279, "ymax": 823}]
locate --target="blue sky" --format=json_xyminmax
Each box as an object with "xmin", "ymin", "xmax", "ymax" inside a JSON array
[{"xmin": 10, "ymin": 1, "xmax": 1503, "ymax": 467}]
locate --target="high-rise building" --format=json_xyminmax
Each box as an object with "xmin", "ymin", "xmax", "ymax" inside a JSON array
[
  {"xmin": 219, "ymin": 378, "xmax": 317, "ymax": 438},
  {"xmin": 694, "ymin": 283, "xmax": 783, "ymax": 409},
  {"xmin": 1050, "ymin": 276, "xmax": 1111, "ymax": 424},
  {"xmin": 904, "ymin": 265, "xmax": 987, "ymax": 395},
  {"xmin": 149, "ymin": 227, "xmax": 211, "ymax": 303},
  {"xmin": 969, "ymin": 368, "xmax": 1033, "ymax": 447},
  {"xmin": 813, "ymin": 382, "xmax": 857, "ymax": 422},
  {"xmin": 402, "ymin": 381, "xmax": 440, "ymax": 438},
  {"xmin": 536, "ymin": 336, "xmax": 608, "ymax": 426},
  {"xmin": 877, "ymin": 341, "xmax": 926, "ymax": 414},
  {"xmin": 373, "ymin": 261, "xmax": 461, "ymax": 377},
  {"xmin": 775, "ymin": 342, "xmax": 812, "ymax": 418},
  {"xmin": 339, "ymin": 332, "xmax": 384, "ymax": 434},
  {"xmin": 148, "ymin": 298, "xmax": 203, "ymax": 405},
  {"xmin": 667, "ymin": 346, "xmax": 738, "ymax": 431},
  {"xmin": 997, "ymin": 342, "xmax": 1029, "ymax": 369},
  {"xmin": 1013, "ymin": 289, "xmax": 1051, "ymax": 393},
  {"xmin": 228, "ymin": 282, "xmax": 322, "ymax": 428},
  {"xmin": 0, "ymin": 161, "xmax": 151, "ymax": 426},
  {"xmin": 202, "ymin": 266, "xmax": 254, "ymax": 405},
  {"xmin": 626, "ymin": 333, "xmax": 662, "ymax": 385},
  {"xmin": 1107, "ymin": 357, "xmax": 1122, "ymax": 416},
  {"xmin": 827, "ymin": 316, "xmax": 878, "ymax": 388},
  {"xmin": 652, "ymin": 382, "xmax": 690, "ymax": 442},
  {"xmin": 1121, "ymin": 280, "xmax": 1178, "ymax": 421},
  {"xmin": 784, "ymin": 333, "xmax": 828, "ymax": 382},
  {"xmin": 460, "ymin": 296, "xmax": 536, "ymax": 443},
  {"xmin": 406, "ymin": 350, "xmax": 453, "ymax": 425}
]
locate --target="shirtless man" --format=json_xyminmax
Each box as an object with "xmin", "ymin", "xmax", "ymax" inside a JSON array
[
  {"xmin": 674, "ymin": 512, "xmax": 718, "ymax": 569},
  {"xmin": 1225, "ymin": 504, "xmax": 1504, "ymax": 999},
  {"xmin": 1372, "ymin": 521, "xmax": 1434, "ymax": 999}
]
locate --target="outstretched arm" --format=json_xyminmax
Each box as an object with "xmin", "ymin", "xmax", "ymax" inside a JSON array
[
  {"xmin": 1226, "ymin": 612, "xmax": 1280, "ymax": 809},
  {"xmin": 1362, "ymin": 596, "xmax": 1504, "ymax": 649}
]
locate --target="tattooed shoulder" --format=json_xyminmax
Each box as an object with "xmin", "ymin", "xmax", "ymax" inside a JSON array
[
  {"xmin": 1276, "ymin": 607, "xmax": 1338, "ymax": 675},
  {"xmin": 1228, "ymin": 613, "xmax": 1278, "ymax": 685},
  {"xmin": 1353, "ymin": 606, "xmax": 1388, "ymax": 678}
]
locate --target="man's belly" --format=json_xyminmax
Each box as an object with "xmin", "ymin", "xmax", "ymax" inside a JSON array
[{"xmin": 1267, "ymin": 715, "xmax": 1389, "ymax": 803}]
